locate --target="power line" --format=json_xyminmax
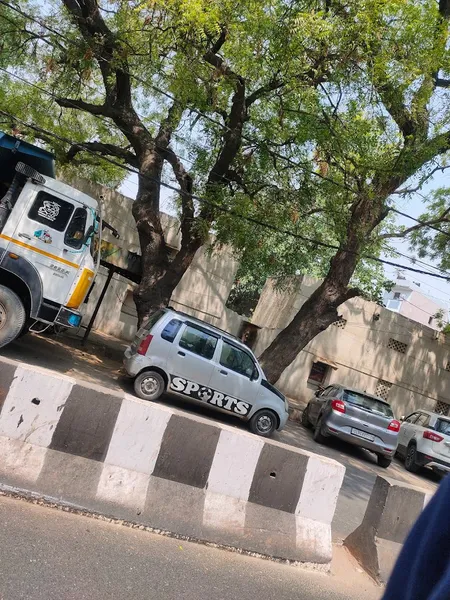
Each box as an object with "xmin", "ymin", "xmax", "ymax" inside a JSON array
[
  {"xmin": 2, "ymin": 106, "xmax": 450, "ymax": 284},
  {"xmin": 390, "ymin": 207, "xmax": 450, "ymax": 241},
  {"xmin": 0, "ymin": 0, "xmax": 354, "ymax": 193}
]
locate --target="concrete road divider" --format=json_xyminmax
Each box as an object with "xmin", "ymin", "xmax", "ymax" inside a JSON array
[
  {"xmin": 0, "ymin": 355, "xmax": 345, "ymax": 566},
  {"xmin": 344, "ymin": 475, "xmax": 434, "ymax": 584}
]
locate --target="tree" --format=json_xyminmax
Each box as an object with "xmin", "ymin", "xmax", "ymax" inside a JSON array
[
  {"xmin": 0, "ymin": 0, "xmax": 361, "ymax": 326},
  {"xmin": 251, "ymin": 0, "xmax": 450, "ymax": 382},
  {"xmin": 2, "ymin": 1, "xmax": 450, "ymax": 385}
]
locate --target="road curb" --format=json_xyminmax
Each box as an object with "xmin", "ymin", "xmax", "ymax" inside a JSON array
[
  {"xmin": 0, "ymin": 355, "xmax": 345, "ymax": 566},
  {"xmin": 344, "ymin": 474, "xmax": 434, "ymax": 584}
]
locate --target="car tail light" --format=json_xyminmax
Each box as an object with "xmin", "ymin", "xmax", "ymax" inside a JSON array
[
  {"xmin": 137, "ymin": 334, "xmax": 153, "ymax": 356},
  {"xmin": 331, "ymin": 399, "xmax": 346, "ymax": 413},
  {"xmin": 388, "ymin": 420, "xmax": 401, "ymax": 432},
  {"xmin": 423, "ymin": 430, "xmax": 444, "ymax": 443}
]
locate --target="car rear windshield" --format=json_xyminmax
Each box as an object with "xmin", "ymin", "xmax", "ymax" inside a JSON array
[
  {"xmin": 436, "ymin": 419, "xmax": 450, "ymax": 435},
  {"xmin": 343, "ymin": 390, "xmax": 394, "ymax": 417}
]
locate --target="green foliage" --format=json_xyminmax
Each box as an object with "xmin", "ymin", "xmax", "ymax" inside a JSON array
[{"xmin": 1, "ymin": 0, "xmax": 450, "ymax": 318}]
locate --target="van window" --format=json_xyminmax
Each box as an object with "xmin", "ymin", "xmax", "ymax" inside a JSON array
[
  {"xmin": 161, "ymin": 319, "xmax": 182, "ymax": 342},
  {"xmin": 28, "ymin": 192, "xmax": 74, "ymax": 231},
  {"xmin": 179, "ymin": 325, "xmax": 217, "ymax": 359},
  {"xmin": 65, "ymin": 207, "xmax": 87, "ymax": 249},
  {"xmin": 220, "ymin": 341, "xmax": 256, "ymax": 378}
]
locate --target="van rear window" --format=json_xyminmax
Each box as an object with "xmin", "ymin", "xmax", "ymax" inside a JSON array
[{"xmin": 343, "ymin": 390, "xmax": 394, "ymax": 417}]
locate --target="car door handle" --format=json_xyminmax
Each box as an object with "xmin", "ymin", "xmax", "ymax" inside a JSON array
[
  {"xmin": 178, "ymin": 351, "xmax": 185, "ymax": 357},
  {"xmin": 219, "ymin": 369, "xmax": 227, "ymax": 375},
  {"xmin": 18, "ymin": 232, "xmax": 31, "ymax": 240}
]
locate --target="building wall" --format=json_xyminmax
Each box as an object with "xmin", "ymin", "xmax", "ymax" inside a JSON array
[
  {"xmin": 67, "ymin": 177, "xmax": 242, "ymax": 340},
  {"xmin": 252, "ymin": 277, "xmax": 450, "ymax": 418},
  {"xmin": 383, "ymin": 280, "xmax": 447, "ymax": 329}
]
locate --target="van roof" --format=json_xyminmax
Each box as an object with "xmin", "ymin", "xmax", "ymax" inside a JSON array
[{"xmin": 166, "ymin": 307, "xmax": 251, "ymax": 352}]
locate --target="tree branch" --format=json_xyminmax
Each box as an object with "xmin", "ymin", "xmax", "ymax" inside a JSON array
[
  {"xmin": 66, "ymin": 141, "xmax": 138, "ymax": 168},
  {"xmin": 55, "ymin": 97, "xmax": 109, "ymax": 116},
  {"xmin": 380, "ymin": 207, "xmax": 450, "ymax": 240}
]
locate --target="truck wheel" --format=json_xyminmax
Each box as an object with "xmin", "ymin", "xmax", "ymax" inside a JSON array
[
  {"xmin": 134, "ymin": 370, "xmax": 166, "ymax": 401},
  {"xmin": 0, "ymin": 285, "xmax": 26, "ymax": 348},
  {"xmin": 249, "ymin": 409, "xmax": 278, "ymax": 437}
]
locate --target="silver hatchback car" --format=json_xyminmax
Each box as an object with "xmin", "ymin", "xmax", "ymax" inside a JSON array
[
  {"xmin": 302, "ymin": 384, "xmax": 400, "ymax": 468},
  {"xmin": 123, "ymin": 308, "xmax": 289, "ymax": 437}
]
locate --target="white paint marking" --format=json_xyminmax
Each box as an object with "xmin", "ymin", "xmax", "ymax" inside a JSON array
[
  {"xmin": 0, "ymin": 435, "xmax": 47, "ymax": 483},
  {"xmin": 207, "ymin": 429, "xmax": 263, "ymax": 500},
  {"xmin": 96, "ymin": 464, "xmax": 149, "ymax": 510},
  {"xmin": 295, "ymin": 515, "xmax": 332, "ymax": 564},
  {"xmin": 203, "ymin": 491, "xmax": 246, "ymax": 531},
  {"xmin": 0, "ymin": 367, "xmax": 73, "ymax": 447},
  {"xmin": 105, "ymin": 397, "xmax": 171, "ymax": 475},
  {"xmin": 295, "ymin": 455, "xmax": 345, "ymax": 523}
]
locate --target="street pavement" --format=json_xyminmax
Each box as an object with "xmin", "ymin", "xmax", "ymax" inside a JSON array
[
  {"xmin": 0, "ymin": 494, "xmax": 380, "ymax": 600},
  {"xmin": 1, "ymin": 331, "xmax": 441, "ymax": 542}
]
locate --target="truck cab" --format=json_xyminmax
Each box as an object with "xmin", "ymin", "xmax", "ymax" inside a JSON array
[{"xmin": 0, "ymin": 132, "xmax": 100, "ymax": 348}]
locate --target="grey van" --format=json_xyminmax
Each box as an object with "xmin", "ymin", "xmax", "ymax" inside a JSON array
[{"xmin": 123, "ymin": 308, "xmax": 289, "ymax": 437}]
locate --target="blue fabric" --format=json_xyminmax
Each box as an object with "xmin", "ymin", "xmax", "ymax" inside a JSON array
[{"xmin": 383, "ymin": 475, "xmax": 450, "ymax": 600}]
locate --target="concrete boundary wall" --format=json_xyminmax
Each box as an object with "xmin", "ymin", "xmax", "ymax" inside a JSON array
[
  {"xmin": 0, "ymin": 356, "xmax": 345, "ymax": 566},
  {"xmin": 344, "ymin": 475, "xmax": 433, "ymax": 584}
]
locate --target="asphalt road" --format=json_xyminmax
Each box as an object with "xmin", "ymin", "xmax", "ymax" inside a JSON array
[
  {"xmin": 1, "ymin": 331, "xmax": 441, "ymax": 542},
  {"xmin": 0, "ymin": 495, "xmax": 380, "ymax": 600}
]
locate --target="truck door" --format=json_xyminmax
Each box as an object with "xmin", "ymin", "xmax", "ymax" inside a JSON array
[{"xmin": 1, "ymin": 184, "xmax": 88, "ymax": 305}]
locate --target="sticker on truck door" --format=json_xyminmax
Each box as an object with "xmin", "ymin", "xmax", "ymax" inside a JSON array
[{"xmin": 169, "ymin": 376, "xmax": 251, "ymax": 416}]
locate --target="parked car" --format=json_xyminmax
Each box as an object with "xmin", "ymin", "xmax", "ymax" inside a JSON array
[
  {"xmin": 301, "ymin": 384, "xmax": 400, "ymax": 467},
  {"xmin": 123, "ymin": 308, "xmax": 289, "ymax": 437},
  {"xmin": 396, "ymin": 410, "xmax": 450, "ymax": 475}
]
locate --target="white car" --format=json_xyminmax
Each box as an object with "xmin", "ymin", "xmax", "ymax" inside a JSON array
[
  {"xmin": 397, "ymin": 410, "xmax": 450, "ymax": 475},
  {"xmin": 123, "ymin": 308, "xmax": 289, "ymax": 437}
]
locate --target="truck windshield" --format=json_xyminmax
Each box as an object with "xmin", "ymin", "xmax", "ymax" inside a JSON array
[{"xmin": 343, "ymin": 390, "xmax": 394, "ymax": 417}]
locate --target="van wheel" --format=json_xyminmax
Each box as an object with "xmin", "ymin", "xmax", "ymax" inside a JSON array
[
  {"xmin": 377, "ymin": 455, "xmax": 392, "ymax": 469},
  {"xmin": 0, "ymin": 285, "xmax": 26, "ymax": 349},
  {"xmin": 134, "ymin": 370, "xmax": 166, "ymax": 401},
  {"xmin": 249, "ymin": 410, "xmax": 278, "ymax": 437},
  {"xmin": 405, "ymin": 443, "xmax": 420, "ymax": 473}
]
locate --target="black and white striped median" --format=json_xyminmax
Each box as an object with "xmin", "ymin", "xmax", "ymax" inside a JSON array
[{"xmin": 0, "ymin": 355, "xmax": 345, "ymax": 565}]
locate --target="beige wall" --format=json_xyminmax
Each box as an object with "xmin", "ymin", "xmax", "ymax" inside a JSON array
[
  {"xmin": 252, "ymin": 277, "xmax": 450, "ymax": 418},
  {"xmin": 68, "ymin": 178, "xmax": 242, "ymax": 340}
]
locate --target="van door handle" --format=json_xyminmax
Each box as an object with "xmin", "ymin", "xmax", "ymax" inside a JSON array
[
  {"xmin": 219, "ymin": 369, "xmax": 227, "ymax": 375},
  {"xmin": 178, "ymin": 351, "xmax": 185, "ymax": 357},
  {"xmin": 18, "ymin": 232, "xmax": 31, "ymax": 240}
]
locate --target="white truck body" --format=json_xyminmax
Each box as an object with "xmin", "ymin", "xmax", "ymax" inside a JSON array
[{"xmin": 0, "ymin": 137, "xmax": 101, "ymax": 346}]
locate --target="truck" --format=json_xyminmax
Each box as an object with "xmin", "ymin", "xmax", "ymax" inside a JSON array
[{"xmin": 0, "ymin": 131, "xmax": 102, "ymax": 348}]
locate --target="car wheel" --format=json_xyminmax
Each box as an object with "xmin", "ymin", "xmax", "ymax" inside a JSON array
[
  {"xmin": 405, "ymin": 443, "xmax": 420, "ymax": 473},
  {"xmin": 134, "ymin": 370, "xmax": 166, "ymax": 401},
  {"xmin": 313, "ymin": 416, "xmax": 327, "ymax": 444},
  {"xmin": 377, "ymin": 455, "xmax": 392, "ymax": 469},
  {"xmin": 0, "ymin": 285, "xmax": 26, "ymax": 349},
  {"xmin": 301, "ymin": 405, "xmax": 312, "ymax": 428},
  {"xmin": 249, "ymin": 409, "xmax": 278, "ymax": 437}
]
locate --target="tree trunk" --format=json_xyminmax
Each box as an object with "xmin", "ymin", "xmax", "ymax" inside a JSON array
[{"xmin": 258, "ymin": 197, "xmax": 382, "ymax": 383}]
